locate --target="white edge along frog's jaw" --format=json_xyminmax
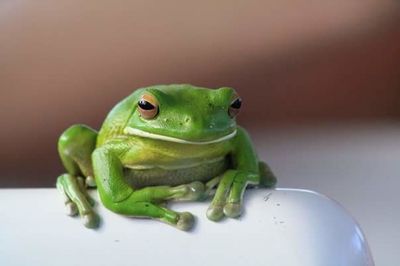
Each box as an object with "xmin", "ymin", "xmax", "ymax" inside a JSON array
[{"xmin": 123, "ymin": 127, "xmax": 237, "ymax": 145}]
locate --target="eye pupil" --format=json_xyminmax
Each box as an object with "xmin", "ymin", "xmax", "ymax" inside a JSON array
[
  {"xmin": 231, "ymin": 98, "xmax": 242, "ymax": 109},
  {"xmin": 138, "ymin": 100, "xmax": 155, "ymax": 110},
  {"xmin": 228, "ymin": 97, "xmax": 242, "ymax": 118}
]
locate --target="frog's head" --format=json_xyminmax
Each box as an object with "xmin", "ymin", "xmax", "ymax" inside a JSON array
[{"xmin": 123, "ymin": 84, "xmax": 242, "ymax": 144}]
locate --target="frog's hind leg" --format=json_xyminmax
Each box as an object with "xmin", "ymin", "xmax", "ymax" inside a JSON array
[
  {"xmin": 57, "ymin": 124, "xmax": 99, "ymax": 228},
  {"xmin": 57, "ymin": 174, "xmax": 99, "ymax": 227},
  {"xmin": 58, "ymin": 125, "xmax": 97, "ymax": 187}
]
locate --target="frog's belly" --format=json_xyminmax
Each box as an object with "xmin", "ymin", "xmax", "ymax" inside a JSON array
[{"xmin": 123, "ymin": 157, "xmax": 229, "ymax": 188}]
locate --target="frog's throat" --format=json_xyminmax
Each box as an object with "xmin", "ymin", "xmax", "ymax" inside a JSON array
[{"xmin": 123, "ymin": 127, "xmax": 237, "ymax": 145}]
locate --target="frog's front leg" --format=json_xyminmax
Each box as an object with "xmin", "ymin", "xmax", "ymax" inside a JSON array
[
  {"xmin": 93, "ymin": 146, "xmax": 205, "ymax": 231},
  {"xmin": 207, "ymin": 127, "xmax": 276, "ymax": 221}
]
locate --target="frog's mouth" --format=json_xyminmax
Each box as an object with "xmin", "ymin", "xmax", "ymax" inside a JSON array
[{"xmin": 123, "ymin": 127, "xmax": 237, "ymax": 145}]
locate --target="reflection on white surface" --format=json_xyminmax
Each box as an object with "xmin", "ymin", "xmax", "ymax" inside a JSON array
[
  {"xmin": 0, "ymin": 188, "xmax": 373, "ymax": 266},
  {"xmin": 353, "ymin": 227, "xmax": 364, "ymax": 253}
]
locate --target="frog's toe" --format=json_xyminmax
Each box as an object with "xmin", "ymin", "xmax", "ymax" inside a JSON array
[
  {"xmin": 179, "ymin": 181, "xmax": 205, "ymax": 201},
  {"xmin": 176, "ymin": 212, "xmax": 195, "ymax": 231},
  {"xmin": 206, "ymin": 204, "xmax": 224, "ymax": 221},
  {"xmin": 85, "ymin": 176, "xmax": 96, "ymax": 188},
  {"xmin": 82, "ymin": 212, "xmax": 100, "ymax": 229},
  {"xmin": 188, "ymin": 181, "xmax": 206, "ymax": 200},
  {"xmin": 223, "ymin": 202, "xmax": 242, "ymax": 218},
  {"xmin": 65, "ymin": 202, "xmax": 78, "ymax": 216}
]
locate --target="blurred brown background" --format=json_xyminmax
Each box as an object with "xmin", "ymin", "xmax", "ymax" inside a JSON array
[{"xmin": 1, "ymin": 0, "xmax": 400, "ymax": 187}]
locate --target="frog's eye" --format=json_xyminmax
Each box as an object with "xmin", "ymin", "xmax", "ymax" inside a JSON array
[
  {"xmin": 229, "ymin": 96, "xmax": 242, "ymax": 118},
  {"xmin": 138, "ymin": 94, "xmax": 159, "ymax": 119}
]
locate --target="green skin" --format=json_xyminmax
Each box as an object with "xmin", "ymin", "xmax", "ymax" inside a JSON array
[{"xmin": 57, "ymin": 84, "xmax": 276, "ymax": 230}]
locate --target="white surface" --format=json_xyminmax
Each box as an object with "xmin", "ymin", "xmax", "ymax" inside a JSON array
[
  {"xmin": 252, "ymin": 122, "xmax": 400, "ymax": 266},
  {"xmin": 0, "ymin": 188, "xmax": 373, "ymax": 266}
]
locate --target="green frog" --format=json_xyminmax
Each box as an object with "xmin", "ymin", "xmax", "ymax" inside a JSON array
[{"xmin": 57, "ymin": 84, "xmax": 276, "ymax": 230}]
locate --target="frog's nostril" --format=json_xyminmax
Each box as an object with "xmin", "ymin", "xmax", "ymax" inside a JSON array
[{"xmin": 185, "ymin": 117, "xmax": 190, "ymax": 123}]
